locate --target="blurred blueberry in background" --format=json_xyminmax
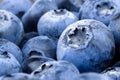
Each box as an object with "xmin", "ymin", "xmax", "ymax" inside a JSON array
[{"xmin": 22, "ymin": 0, "xmax": 58, "ymax": 32}]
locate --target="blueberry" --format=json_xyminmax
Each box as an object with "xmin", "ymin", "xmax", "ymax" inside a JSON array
[
  {"xmin": 55, "ymin": 0, "xmax": 75, "ymax": 11},
  {"xmin": 108, "ymin": 11, "xmax": 120, "ymax": 46},
  {"xmin": 79, "ymin": 0, "xmax": 120, "ymax": 25},
  {"xmin": 0, "ymin": 10, "xmax": 24, "ymax": 45},
  {"xmin": 69, "ymin": 0, "xmax": 86, "ymax": 11},
  {"xmin": 79, "ymin": 73, "xmax": 113, "ymax": 80},
  {"xmin": 22, "ymin": 36, "xmax": 56, "ymax": 60},
  {"xmin": 55, "ymin": 0, "xmax": 85, "ymax": 12},
  {"xmin": 0, "ymin": 0, "xmax": 32, "ymax": 18},
  {"xmin": 0, "ymin": 51, "xmax": 21, "ymax": 76},
  {"xmin": 57, "ymin": 19, "xmax": 115, "ymax": 72},
  {"xmin": 0, "ymin": 39, "xmax": 23, "ymax": 65},
  {"xmin": 71, "ymin": 11, "xmax": 79, "ymax": 18},
  {"xmin": 22, "ymin": 0, "xmax": 58, "ymax": 32},
  {"xmin": 0, "ymin": 73, "xmax": 30, "ymax": 80},
  {"xmin": 31, "ymin": 61, "xmax": 80, "ymax": 80},
  {"xmin": 37, "ymin": 9, "xmax": 78, "ymax": 40},
  {"xmin": 19, "ymin": 32, "xmax": 39, "ymax": 49},
  {"xmin": 55, "ymin": 0, "xmax": 65, "ymax": 8},
  {"xmin": 23, "ymin": 54, "xmax": 54, "ymax": 73},
  {"xmin": 107, "ymin": 11, "xmax": 120, "ymax": 62}
]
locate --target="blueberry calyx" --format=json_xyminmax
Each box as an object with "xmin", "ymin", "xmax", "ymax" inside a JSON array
[
  {"xmin": 2, "ymin": 51, "xmax": 8, "ymax": 55},
  {"xmin": 34, "ymin": 71, "xmax": 40, "ymax": 75},
  {"xmin": 0, "ymin": 51, "xmax": 10, "ymax": 58},
  {"xmin": 54, "ymin": 9, "xmax": 66, "ymax": 15},
  {"xmin": 0, "ymin": 11, "xmax": 11, "ymax": 26},
  {"xmin": 29, "ymin": 51, "xmax": 43, "ymax": 57},
  {"xmin": 95, "ymin": 2, "xmax": 115, "ymax": 16},
  {"xmin": 64, "ymin": 25, "xmax": 93, "ymax": 49},
  {"xmin": 0, "ymin": 15, "xmax": 8, "ymax": 21},
  {"xmin": 41, "ymin": 63, "xmax": 53, "ymax": 70}
]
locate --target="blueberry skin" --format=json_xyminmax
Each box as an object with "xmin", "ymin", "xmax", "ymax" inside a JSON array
[
  {"xmin": 0, "ymin": 10, "xmax": 24, "ymax": 45},
  {"xmin": 79, "ymin": 0, "xmax": 120, "ymax": 25},
  {"xmin": 69, "ymin": 0, "xmax": 86, "ymax": 11},
  {"xmin": 0, "ymin": 73, "xmax": 30, "ymax": 80},
  {"xmin": 0, "ymin": 39, "xmax": 23, "ymax": 65},
  {"xmin": 0, "ymin": 0, "xmax": 32, "ymax": 18},
  {"xmin": 22, "ymin": 36, "xmax": 56, "ymax": 60},
  {"xmin": 0, "ymin": 51, "xmax": 21, "ymax": 76},
  {"xmin": 55, "ymin": 0, "xmax": 65, "ymax": 8},
  {"xmin": 55, "ymin": 0, "xmax": 76, "ymax": 11},
  {"xmin": 22, "ymin": 0, "xmax": 58, "ymax": 32},
  {"xmin": 57, "ymin": 19, "xmax": 115, "ymax": 72},
  {"xmin": 79, "ymin": 73, "xmax": 113, "ymax": 80},
  {"xmin": 108, "ymin": 11, "xmax": 120, "ymax": 46},
  {"xmin": 55, "ymin": 0, "xmax": 85, "ymax": 12},
  {"xmin": 37, "ymin": 9, "xmax": 78, "ymax": 40},
  {"xmin": 23, "ymin": 54, "xmax": 54, "ymax": 73},
  {"xmin": 103, "ymin": 67, "xmax": 120, "ymax": 80},
  {"xmin": 107, "ymin": 11, "xmax": 120, "ymax": 61},
  {"xmin": 31, "ymin": 61, "xmax": 80, "ymax": 80},
  {"xmin": 71, "ymin": 11, "xmax": 79, "ymax": 18},
  {"xmin": 19, "ymin": 32, "xmax": 39, "ymax": 49}
]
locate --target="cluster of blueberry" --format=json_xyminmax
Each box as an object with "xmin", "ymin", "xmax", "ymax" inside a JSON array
[{"xmin": 0, "ymin": 0, "xmax": 120, "ymax": 80}]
